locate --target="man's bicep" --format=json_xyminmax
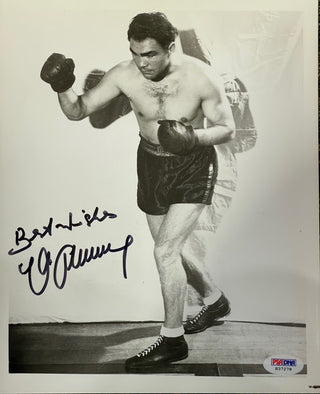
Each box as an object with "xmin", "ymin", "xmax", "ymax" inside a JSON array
[
  {"xmin": 200, "ymin": 71, "xmax": 235, "ymax": 129},
  {"xmin": 80, "ymin": 72, "xmax": 122, "ymax": 116},
  {"xmin": 202, "ymin": 94, "xmax": 234, "ymax": 128}
]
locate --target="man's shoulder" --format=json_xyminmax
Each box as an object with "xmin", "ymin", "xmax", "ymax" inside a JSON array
[
  {"xmin": 108, "ymin": 60, "xmax": 136, "ymax": 76},
  {"xmin": 96, "ymin": 60, "xmax": 137, "ymax": 93},
  {"xmin": 180, "ymin": 55, "xmax": 222, "ymax": 89}
]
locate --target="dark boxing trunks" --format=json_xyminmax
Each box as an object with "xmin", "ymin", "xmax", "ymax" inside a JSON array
[{"xmin": 137, "ymin": 136, "xmax": 218, "ymax": 215}]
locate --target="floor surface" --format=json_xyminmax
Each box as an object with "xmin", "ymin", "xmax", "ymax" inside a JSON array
[{"xmin": 9, "ymin": 320, "xmax": 307, "ymax": 376}]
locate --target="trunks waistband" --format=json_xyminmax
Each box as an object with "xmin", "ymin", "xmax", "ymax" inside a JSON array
[{"xmin": 139, "ymin": 134, "xmax": 178, "ymax": 157}]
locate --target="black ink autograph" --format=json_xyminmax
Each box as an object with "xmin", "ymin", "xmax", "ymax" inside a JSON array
[
  {"xmin": 18, "ymin": 235, "xmax": 134, "ymax": 296},
  {"xmin": 8, "ymin": 207, "xmax": 117, "ymax": 256},
  {"xmin": 8, "ymin": 207, "xmax": 134, "ymax": 295}
]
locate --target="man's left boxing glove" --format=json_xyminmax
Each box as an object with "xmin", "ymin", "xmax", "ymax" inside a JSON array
[
  {"xmin": 157, "ymin": 120, "xmax": 199, "ymax": 155},
  {"xmin": 40, "ymin": 53, "xmax": 75, "ymax": 93}
]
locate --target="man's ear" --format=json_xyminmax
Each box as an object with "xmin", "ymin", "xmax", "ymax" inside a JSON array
[{"xmin": 168, "ymin": 42, "xmax": 176, "ymax": 54}]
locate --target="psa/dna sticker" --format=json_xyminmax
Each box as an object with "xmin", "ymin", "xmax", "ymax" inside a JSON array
[{"xmin": 263, "ymin": 355, "xmax": 304, "ymax": 375}]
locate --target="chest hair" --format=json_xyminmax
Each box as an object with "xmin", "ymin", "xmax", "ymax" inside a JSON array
[{"xmin": 143, "ymin": 79, "xmax": 180, "ymax": 107}]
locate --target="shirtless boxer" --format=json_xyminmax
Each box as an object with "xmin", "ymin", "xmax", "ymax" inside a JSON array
[{"xmin": 40, "ymin": 12, "xmax": 235, "ymax": 372}]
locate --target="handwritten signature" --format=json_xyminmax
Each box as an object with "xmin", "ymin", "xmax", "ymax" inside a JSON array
[
  {"xmin": 8, "ymin": 206, "xmax": 134, "ymax": 295},
  {"xmin": 18, "ymin": 235, "xmax": 134, "ymax": 296}
]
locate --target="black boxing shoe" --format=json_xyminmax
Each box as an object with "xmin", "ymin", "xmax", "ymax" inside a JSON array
[
  {"xmin": 125, "ymin": 335, "xmax": 188, "ymax": 372},
  {"xmin": 184, "ymin": 293, "xmax": 231, "ymax": 334}
]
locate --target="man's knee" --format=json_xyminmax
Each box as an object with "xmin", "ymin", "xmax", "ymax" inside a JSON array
[{"xmin": 154, "ymin": 240, "xmax": 182, "ymax": 273}]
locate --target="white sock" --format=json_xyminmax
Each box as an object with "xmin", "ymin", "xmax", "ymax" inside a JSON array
[
  {"xmin": 203, "ymin": 289, "xmax": 222, "ymax": 306},
  {"xmin": 160, "ymin": 325, "xmax": 185, "ymax": 337}
]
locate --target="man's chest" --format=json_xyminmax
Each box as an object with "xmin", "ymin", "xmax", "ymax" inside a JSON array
[{"xmin": 123, "ymin": 78, "xmax": 202, "ymax": 122}]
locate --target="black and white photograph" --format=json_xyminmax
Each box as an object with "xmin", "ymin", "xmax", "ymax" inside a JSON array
[{"xmin": 0, "ymin": 0, "xmax": 319, "ymax": 393}]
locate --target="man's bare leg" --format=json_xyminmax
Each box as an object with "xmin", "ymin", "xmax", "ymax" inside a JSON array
[
  {"xmin": 149, "ymin": 203, "xmax": 205, "ymax": 329},
  {"xmin": 147, "ymin": 211, "xmax": 230, "ymax": 335},
  {"xmin": 182, "ymin": 231, "xmax": 221, "ymax": 300},
  {"xmin": 182, "ymin": 230, "xmax": 231, "ymax": 334},
  {"xmin": 147, "ymin": 214, "xmax": 221, "ymax": 303},
  {"xmin": 125, "ymin": 203, "xmax": 204, "ymax": 371}
]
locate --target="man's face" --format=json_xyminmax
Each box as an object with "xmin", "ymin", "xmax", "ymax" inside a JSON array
[{"xmin": 129, "ymin": 38, "xmax": 172, "ymax": 81}]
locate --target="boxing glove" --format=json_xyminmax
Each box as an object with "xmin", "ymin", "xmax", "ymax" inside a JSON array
[
  {"xmin": 157, "ymin": 120, "xmax": 199, "ymax": 155},
  {"xmin": 40, "ymin": 53, "xmax": 75, "ymax": 93},
  {"xmin": 83, "ymin": 69, "xmax": 105, "ymax": 91}
]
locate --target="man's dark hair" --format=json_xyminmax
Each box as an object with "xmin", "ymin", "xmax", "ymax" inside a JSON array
[{"xmin": 127, "ymin": 12, "xmax": 178, "ymax": 49}]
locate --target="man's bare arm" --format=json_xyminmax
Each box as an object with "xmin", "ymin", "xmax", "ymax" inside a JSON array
[
  {"xmin": 41, "ymin": 53, "xmax": 123, "ymax": 121},
  {"xmin": 197, "ymin": 71, "xmax": 235, "ymax": 145},
  {"xmin": 58, "ymin": 69, "xmax": 122, "ymax": 121}
]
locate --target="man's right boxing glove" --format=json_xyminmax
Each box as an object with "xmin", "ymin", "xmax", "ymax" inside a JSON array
[
  {"xmin": 40, "ymin": 53, "xmax": 75, "ymax": 93},
  {"xmin": 158, "ymin": 120, "xmax": 199, "ymax": 155}
]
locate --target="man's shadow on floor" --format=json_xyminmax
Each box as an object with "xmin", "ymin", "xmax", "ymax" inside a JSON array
[{"xmin": 9, "ymin": 323, "xmax": 220, "ymax": 375}]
